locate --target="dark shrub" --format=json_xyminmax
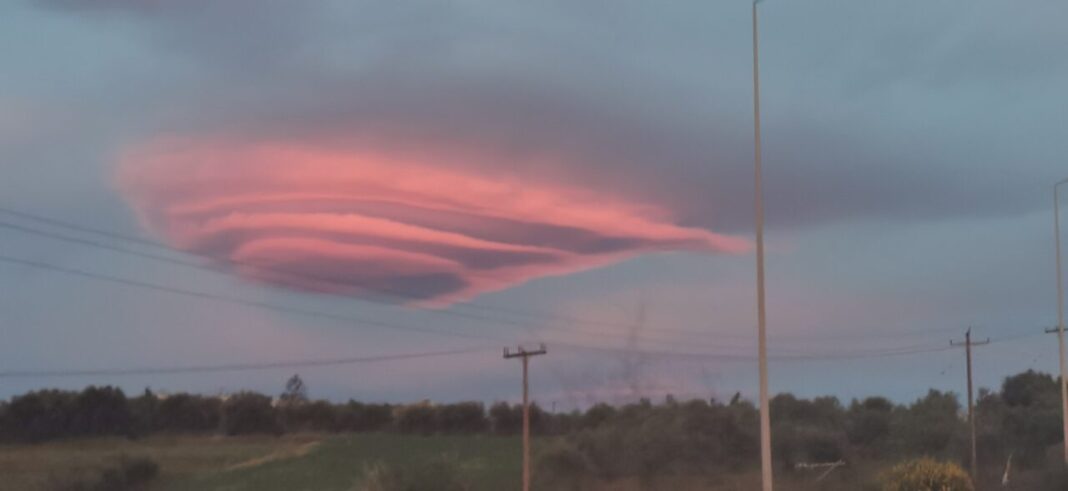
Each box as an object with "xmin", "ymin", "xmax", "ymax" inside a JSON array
[
  {"xmin": 359, "ymin": 454, "xmax": 470, "ymax": 491},
  {"xmin": 49, "ymin": 455, "xmax": 159, "ymax": 491},
  {"xmin": 489, "ymin": 402, "xmax": 522, "ymax": 434},
  {"xmin": 71, "ymin": 386, "xmax": 131, "ymax": 437},
  {"xmin": 533, "ymin": 441, "xmax": 591, "ymax": 491},
  {"xmin": 156, "ymin": 393, "xmax": 221, "ymax": 432},
  {"xmin": 396, "ymin": 403, "xmax": 437, "ymax": 435},
  {"xmin": 435, "ymin": 402, "xmax": 487, "ymax": 433},
  {"xmin": 283, "ymin": 400, "xmax": 337, "ymax": 432},
  {"xmin": 3, "ymin": 389, "xmax": 76, "ymax": 442},
  {"xmin": 222, "ymin": 392, "xmax": 280, "ymax": 436},
  {"xmin": 336, "ymin": 401, "xmax": 393, "ymax": 432}
]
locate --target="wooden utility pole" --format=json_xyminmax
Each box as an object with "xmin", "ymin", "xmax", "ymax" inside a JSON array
[
  {"xmin": 504, "ymin": 344, "xmax": 547, "ymax": 491},
  {"xmin": 951, "ymin": 328, "xmax": 989, "ymax": 482}
]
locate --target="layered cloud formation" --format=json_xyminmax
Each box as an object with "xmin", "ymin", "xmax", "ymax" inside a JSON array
[{"xmin": 118, "ymin": 138, "xmax": 748, "ymax": 304}]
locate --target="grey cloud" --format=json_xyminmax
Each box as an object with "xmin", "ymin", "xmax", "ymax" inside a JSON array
[{"xmin": 26, "ymin": 0, "xmax": 1068, "ymax": 233}]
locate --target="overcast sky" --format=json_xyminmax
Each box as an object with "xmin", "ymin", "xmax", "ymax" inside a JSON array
[{"xmin": 1, "ymin": 0, "xmax": 1066, "ymax": 407}]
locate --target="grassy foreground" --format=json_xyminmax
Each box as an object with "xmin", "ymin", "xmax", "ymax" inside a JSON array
[
  {"xmin": 8, "ymin": 433, "xmax": 1055, "ymax": 490},
  {"xmin": 0, "ymin": 434, "xmax": 521, "ymax": 491},
  {"xmin": 0, "ymin": 434, "xmax": 318, "ymax": 491},
  {"xmin": 162, "ymin": 433, "xmax": 521, "ymax": 491}
]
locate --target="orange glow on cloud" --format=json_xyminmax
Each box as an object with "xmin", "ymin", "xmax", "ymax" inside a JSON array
[{"xmin": 117, "ymin": 137, "xmax": 748, "ymax": 304}]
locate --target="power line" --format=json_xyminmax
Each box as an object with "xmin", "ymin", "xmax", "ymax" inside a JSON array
[
  {"xmin": 0, "ymin": 252, "xmax": 780, "ymax": 354},
  {"xmin": 551, "ymin": 340, "xmax": 961, "ymax": 363},
  {"xmin": 0, "ymin": 214, "xmax": 1012, "ymax": 348},
  {"xmin": 0, "ymin": 207, "xmax": 1048, "ymax": 357},
  {"xmin": 1, "ymin": 251, "xmax": 1045, "ymax": 362},
  {"xmin": 0, "ymin": 254, "xmax": 498, "ymax": 342},
  {"xmin": 0, "ymin": 247, "xmax": 761, "ymax": 352},
  {"xmin": 5, "ymin": 249, "xmax": 1051, "ymax": 368},
  {"xmin": 1, "ymin": 215, "xmax": 889, "ymax": 351},
  {"xmin": 0, "ymin": 209, "xmax": 761, "ymax": 344},
  {"xmin": 0, "ymin": 347, "xmax": 491, "ymax": 378},
  {"xmin": 0, "ymin": 335, "xmax": 1028, "ymax": 383},
  {"xmin": 0, "ymin": 206, "xmax": 676, "ymax": 334},
  {"xmin": 5, "ymin": 206, "xmax": 1032, "ymax": 347}
]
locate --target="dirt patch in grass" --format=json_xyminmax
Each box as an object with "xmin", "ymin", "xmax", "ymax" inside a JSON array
[{"xmin": 225, "ymin": 440, "xmax": 321, "ymax": 471}]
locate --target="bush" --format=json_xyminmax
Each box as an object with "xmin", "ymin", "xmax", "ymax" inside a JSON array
[
  {"xmin": 878, "ymin": 458, "xmax": 973, "ymax": 491},
  {"xmin": 356, "ymin": 455, "xmax": 471, "ymax": 491},
  {"xmin": 435, "ymin": 402, "xmax": 487, "ymax": 433},
  {"xmin": 222, "ymin": 392, "xmax": 280, "ymax": 436},
  {"xmin": 3, "ymin": 389, "xmax": 77, "ymax": 442},
  {"xmin": 155, "ymin": 393, "xmax": 221, "ymax": 432},
  {"xmin": 282, "ymin": 399, "xmax": 337, "ymax": 432},
  {"xmin": 1032, "ymin": 465, "xmax": 1068, "ymax": 489},
  {"xmin": 894, "ymin": 391, "xmax": 966, "ymax": 458},
  {"xmin": 533, "ymin": 441, "xmax": 592, "ymax": 491},
  {"xmin": 358, "ymin": 462, "xmax": 404, "ymax": 491},
  {"xmin": 536, "ymin": 398, "xmax": 760, "ymax": 483},
  {"xmin": 50, "ymin": 455, "xmax": 159, "ymax": 491},
  {"xmin": 336, "ymin": 402, "xmax": 393, "ymax": 432},
  {"xmin": 395, "ymin": 403, "xmax": 437, "ymax": 435},
  {"xmin": 489, "ymin": 402, "xmax": 522, "ymax": 434}
]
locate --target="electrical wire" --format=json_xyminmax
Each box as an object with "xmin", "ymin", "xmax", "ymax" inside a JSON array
[
  {"xmin": 0, "ymin": 210, "xmax": 762, "ymax": 344},
  {"xmin": 0, "ymin": 207, "xmax": 1050, "ymax": 363},
  {"xmin": 0, "ymin": 206, "xmax": 690, "ymax": 334},
  {"xmin": 0, "ymin": 254, "xmax": 498, "ymax": 342},
  {"xmin": 0, "ymin": 212, "xmax": 997, "ymax": 347},
  {"xmin": 0, "ymin": 346, "xmax": 491, "ymax": 378}
]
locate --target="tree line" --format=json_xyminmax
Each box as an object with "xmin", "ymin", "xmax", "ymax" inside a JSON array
[
  {"xmin": 0, "ymin": 370, "xmax": 1063, "ymax": 478},
  {"xmin": 0, "ymin": 374, "xmax": 571, "ymax": 442},
  {"xmin": 534, "ymin": 370, "xmax": 1067, "ymax": 489}
]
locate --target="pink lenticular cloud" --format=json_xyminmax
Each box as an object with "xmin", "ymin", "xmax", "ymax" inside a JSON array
[{"xmin": 117, "ymin": 137, "xmax": 748, "ymax": 304}]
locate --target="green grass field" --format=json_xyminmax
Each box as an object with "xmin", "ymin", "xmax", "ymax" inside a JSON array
[
  {"xmin": 162, "ymin": 433, "xmax": 522, "ymax": 491},
  {"xmin": 0, "ymin": 434, "xmax": 521, "ymax": 491},
  {"xmin": 5, "ymin": 433, "xmax": 1051, "ymax": 491},
  {"xmin": 0, "ymin": 434, "xmax": 316, "ymax": 491}
]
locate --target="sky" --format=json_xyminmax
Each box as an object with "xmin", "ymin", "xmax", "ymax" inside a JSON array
[{"xmin": 1, "ymin": 0, "xmax": 1066, "ymax": 408}]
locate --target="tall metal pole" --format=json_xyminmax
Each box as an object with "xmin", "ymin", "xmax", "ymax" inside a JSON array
[
  {"xmin": 1055, "ymin": 178, "xmax": 1068, "ymax": 465},
  {"xmin": 752, "ymin": 2, "xmax": 773, "ymax": 490}
]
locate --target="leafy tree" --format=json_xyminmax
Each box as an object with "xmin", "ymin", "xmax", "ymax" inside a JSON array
[
  {"xmin": 435, "ymin": 402, "xmax": 487, "ymax": 433},
  {"xmin": 984, "ymin": 370, "xmax": 1063, "ymax": 467},
  {"xmin": 280, "ymin": 374, "xmax": 308, "ymax": 406},
  {"xmin": 489, "ymin": 402, "xmax": 523, "ymax": 434},
  {"xmin": 2, "ymin": 389, "xmax": 76, "ymax": 441},
  {"xmin": 71, "ymin": 386, "xmax": 131, "ymax": 437},
  {"xmin": 155, "ymin": 393, "xmax": 221, "ymax": 432},
  {"xmin": 771, "ymin": 393, "xmax": 844, "ymax": 429},
  {"xmin": 336, "ymin": 401, "xmax": 394, "ymax": 432},
  {"xmin": 222, "ymin": 392, "xmax": 280, "ymax": 436},
  {"xmin": 128, "ymin": 388, "xmax": 158, "ymax": 437},
  {"xmin": 847, "ymin": 397, "xmax": 894, "ymax": 450},
  {"xmin": 1002, "ymin": 370, "xmax": 1057, "ymax": 407},
  {"xmin": 283, "ymin": 399, "xmax": 337, "ymax": 432},
  {"xmin": 895, "ymin": 390, "xmax": 965, "ymax": 457},
  {"xmin": 396, "ymin": 402, "xmax": 437, "ymax": 435}
]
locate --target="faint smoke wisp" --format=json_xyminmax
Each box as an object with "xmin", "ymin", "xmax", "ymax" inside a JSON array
[{"xmin": 118, "ymin": 137, "xmax": 748, "ymax": 304}]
